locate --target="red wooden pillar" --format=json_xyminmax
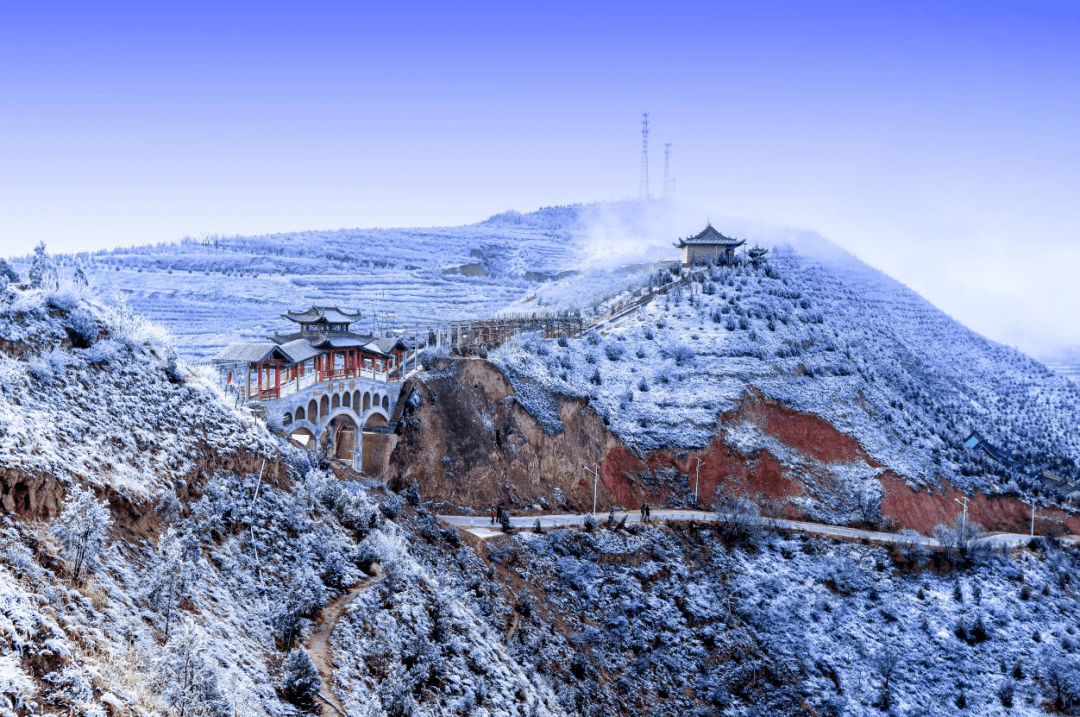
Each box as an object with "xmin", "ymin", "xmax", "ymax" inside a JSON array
[
  {"xmin": 275, "ymin": 361, "xmax": 280, "ymax": 398},
  {"xmin": 257, "ymin": 362, "xmax": 262, "ymax": 400},
  {"xmin": 246, "ymin": 366, "xmax": 251, "ymax": 399}
]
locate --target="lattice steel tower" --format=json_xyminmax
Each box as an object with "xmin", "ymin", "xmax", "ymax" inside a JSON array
[
  {"xmin": 638, "ymin": 113, "xmax": 650, "ymax": 200},
  {"xmin": 663, "ymin": 142, "xmax": 672, "ymax": 198}
]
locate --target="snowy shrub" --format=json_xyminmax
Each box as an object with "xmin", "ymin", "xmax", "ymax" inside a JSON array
[
  {"xmin": 52, "ymin": 483, "xmax": 112, "ymax": 582},
  {"xmin": 1041, "ymin": 654, "xmax": 1080, "ymax": 712},
  {"xmin": 585, "ymin": 331, "xmax": 600, "ymax": 346},
  {"xmin": 154, "ymin": 618, "xmax": 232, "ymax": 717},
  {"xmin": 271, "ymin": 564, "xmax": 327, "ymax": 648},
  {"xmin": 67, "ymin": 307, "xmax": 100, "ymax": 346},
  {"xmin": 144, "ymin": 528, "xmax": 203, "ymax": 640},
  {"xmin": 589, "ymin": 368, "xmax": 602, "ymax": 385},
  {"xmin": 104, "ymin": 299, "xmax": 171, "ymax": 350},
  {"xmin": 604, "ymin": 343, "xmax": 625, "ymax": 362},
  {"xmin": 28, "ymin": 241, "xmax": 59, "ymax": 291},
  {"xmin": 0, "ymin": 653, "xmax": 35, "ymax": 712},
  {"xmin": 663, "ymin": 342, "xmax": 695, "ymax": 367},
  {"xmin": 0, "ymin": 258, "xmax": 18, "ymax": 285},
  {"xmin": 280, "ymin": 648, "xmax": 321, "ymax": 706}
]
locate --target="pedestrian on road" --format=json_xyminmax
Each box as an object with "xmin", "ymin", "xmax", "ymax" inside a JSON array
[
  {"xmin": 645, "ymin": 503, "xmax": 651, "ymax": 522},
  {"xmin": 640, "ymin": 503, "xmax": 646, "ymax": 521},
  {"xmin": 490, "ymin": 506, "xmax": 496, "ymax": 525}
]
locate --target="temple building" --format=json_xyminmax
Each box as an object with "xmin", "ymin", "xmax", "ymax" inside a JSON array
[
  {"xmin": 675, "ymin": 224, "xmax": 746, "ymax": 265},
  {"xmin": 212, "ymin": 305, "xmax": 412, "ymax": 473}
]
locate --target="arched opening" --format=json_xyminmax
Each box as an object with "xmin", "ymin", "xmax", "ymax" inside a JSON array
[
  {"xmin": 363, "ymin": 392, "xmax": 371, "ymax": 411},
  {"xmin": 353, "ymin": 390, "xmax": 361, "ymax": 410},
  {"xmin": 331, "ymin": 394, "xmax": 340, "ymax": 410},
  {"xmin": 308, "ymin": 399, "xmax": 318, "ymax": 423},
  {"xmin": 320, "ymin": 395, "xmax": 330, "ymax": 416},
  {"xmin": 361, "ymin": 411, "xmax": 391, "ymax": 475},
  {"xmin": 382, "ymin": 395, "xmax": 389, "ymax": 410},
  {"xmin": 288, "ymin": 426, "xmax": 316, "ymax": 451},
  {"xmin": 343, "ymin": 392, "xmax": 351, "ymax": 408},
  {"xmin": 327, "ymin": 414, "xmax": 360, "ymax": 464},
  {"xmin": 295, "ymin": 406, "xmax": 305, "ymax": 421},
  {"xmin": 283, "ymin": 412, "xmax": 293, "ymax": 426}
]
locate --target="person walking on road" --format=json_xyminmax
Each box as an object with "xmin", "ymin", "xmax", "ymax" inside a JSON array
[
  {"xmin": 644, "ymin": 502, "xmax": 651, "ymax": 523},
  {"xmin": 490, "ymin": 506, "xmax": 496, "ymax": 525},
  {"xmin": 640, "ymin": 503, "xmax": 647, "ymax": 522}
]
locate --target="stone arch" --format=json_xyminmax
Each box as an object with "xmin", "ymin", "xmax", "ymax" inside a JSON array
[
  {"xmin": 325, "ymin": 412, "xmax": 360, "ymax": 462},
  {"xmin": 308, "ymin": 399, "xmax": 318, "ymax": 423},
  {"xmin": 283, "ymin": 411, "xmax": 293, "ymax": 426},
  {"xmin": 363, "ymin": 392, "xmax": 371, "ymax": 411},
  {"xmin": 343, "ymin": 392, "xmax": 351, "ymax": 408},
  {"xmin": 331, "ymin": 394, "xmax": 341, "ymax": 410},
  {"xmin": 295, "ymin": 405, "xmax": 306, "ymax": 421},
  {"xmin": 320, "ymin": 395, "xmax": 330, "ymax": 416},
  {"xmin": 353, "ymin": 390, "xmax": 361, "ymax": 410},
  {"xmin": 287, "ymin": 420, "xmax": 319, "ymax": 452},
  {"xmin": 382, "ymin": 395, "xmax": 389, "ymax": 410},
  {"xmin": 359, "ymin": 407, "xmax": 391, "ymax": 475},
  {"xmin": 360, "ymin": 406, "xmax": 390, "ymax": 428}
]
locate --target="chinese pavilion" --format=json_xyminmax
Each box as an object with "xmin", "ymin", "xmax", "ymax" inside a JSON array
[{"xmin": 675, "ymin": 224, "xmax": 746, "ymax": 265}]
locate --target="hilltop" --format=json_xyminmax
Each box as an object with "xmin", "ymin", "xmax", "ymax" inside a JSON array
[{"xmin": 3, "ymin": 211, "xmax": 1080, "ymax": 715}]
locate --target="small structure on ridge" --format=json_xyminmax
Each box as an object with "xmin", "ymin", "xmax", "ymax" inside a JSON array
[{"xmin": 675, "ymin": 224, "xmax": 746, "ymax": 265}]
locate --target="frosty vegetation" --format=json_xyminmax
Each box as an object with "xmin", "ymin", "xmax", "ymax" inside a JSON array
[
  {"xmin": 3, "ymin": 230, "xmax": 1080, "ymax": 717},
  {"xmin": 491, "ymin": 250, "xmax": 1080, "ymax": 514}
]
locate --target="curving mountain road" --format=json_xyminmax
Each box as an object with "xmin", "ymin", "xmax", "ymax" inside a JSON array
[{"xmin": 438, "ymin": 510, "xmax": 1056, "ymax": 550}]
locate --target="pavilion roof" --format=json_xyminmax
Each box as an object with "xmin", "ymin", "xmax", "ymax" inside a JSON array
[
  {"xmin": 675, "ymin": 224, "xmax": 746, "ymax": 248},
  {"xmin": 272, "ymin": 330, "xmax": 372, "ymax": 345},
  {"xmin": 213, "ymin": 342, "xmax": 290, "ymax": 365},
  {"xmin": 282, "ymin": 306, "xmax": 362, "ymax": 324},
  {"xmin": 369, "ymin": 337, "xmax": 408, "ymax": 353},
  {"xmin": 277, "ymin": 339, "xmax": 323, "ymax": 364}
]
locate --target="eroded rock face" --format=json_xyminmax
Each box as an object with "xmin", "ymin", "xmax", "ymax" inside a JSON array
[
  {"xmin": 391, "ymin": 359, "xmax": 1079, "ymax": 536},
  {"xmin": 388, "ymin": 359, "xmax": 622, "ymax": 512}
]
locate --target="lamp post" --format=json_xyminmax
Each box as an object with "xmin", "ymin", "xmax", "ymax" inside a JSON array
[
  {"xmin": 954, "ymin": 495, "xmax": 969, "ymax": 540},
  {"xmin": 694, "ymin": 457, "xmax": 704, "ymax": 507},
  {"xmin": 584, "ymin": 463, "xmax": 600, "ymax": 517}
]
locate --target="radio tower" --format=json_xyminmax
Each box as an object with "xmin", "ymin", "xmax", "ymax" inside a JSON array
[
  {"xmin": 638, "ymin": 113, "xmax": 650, "ymax": 200},
  {"xmin": 663, "ymin": 142, "xmax": 672, "ymax": 199}
]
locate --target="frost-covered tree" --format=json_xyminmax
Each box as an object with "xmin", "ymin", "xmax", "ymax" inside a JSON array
[
  {"xmin": 28, "ymin": 240, "xmax": 59, "ymax": 290},
  {"xmin": 281, "ymin": 648, "xmax": 321, "ymax": 706},
  {"xmin": 0, "ymin": 257, "xmax": 18, "ymax": 294},
  {"xmin": 52, "ymin": 484, "xmax": 111, "ymax": 582},
  {"xmin": 154, "ymin": 618, "xmax": 231, "ymax": 717},
  {"xmin": 145, "ymin": 527, "xmax": 203, "ymax": 640}
]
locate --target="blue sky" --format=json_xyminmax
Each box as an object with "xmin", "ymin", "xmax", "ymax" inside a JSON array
[{"xmin": 1, "ymin": 1, "xmax": 1077, "ymax": 353}]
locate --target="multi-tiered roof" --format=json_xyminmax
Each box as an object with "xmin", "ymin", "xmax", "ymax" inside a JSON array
[{"xmin": 674, "ymin": 224, "xmax": 745, "ymax": 249}]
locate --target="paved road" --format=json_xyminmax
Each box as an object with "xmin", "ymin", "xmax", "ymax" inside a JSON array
[{"xmin": 438, "ymin": 510, "xmax": 1048, "ymax": 550}]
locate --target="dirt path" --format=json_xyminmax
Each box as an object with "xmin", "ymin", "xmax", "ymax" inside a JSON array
[
  {"xmin": 306, "ymin": 565, "xmax": 382, "ymax": 716},
  {"xmin": 505, "ymin": 610, "xmax": 521, "ymax": 644}
]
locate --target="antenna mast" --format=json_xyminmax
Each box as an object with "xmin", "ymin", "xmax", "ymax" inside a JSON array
[
  {"xmin": 638, "ymin": 112, "xmax": 650, "ymax": 200},
  {"xmin": 663, "ymin": 142, "xmax": 672, "ymax": 199}
]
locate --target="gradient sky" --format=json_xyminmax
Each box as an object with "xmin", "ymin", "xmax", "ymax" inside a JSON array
[{"xmin": 2, "ymin": 1, "xmax": 1078, "ymax": 354}]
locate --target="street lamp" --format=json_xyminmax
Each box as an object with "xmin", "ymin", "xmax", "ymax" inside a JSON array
[
  {"xmin": 583, "ymin": 463, "xmax": 600, "ymax": 517},
  {"xmin": 954, "ymin": 495, "xmax": 969, "ymax": 540}
]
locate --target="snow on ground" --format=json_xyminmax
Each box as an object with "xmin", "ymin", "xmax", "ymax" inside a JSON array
[
  {"xmin": 492, "ymin": 251, "xmax": 1080, "ymax": 505},
  {"xmin": 0, "ymin": 281, "xmax": 274, "ymax": 498}
]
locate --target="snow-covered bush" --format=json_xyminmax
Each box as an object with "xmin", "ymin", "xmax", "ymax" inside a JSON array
[
  {"xmin": 28, "ymin": 241, "xmax": 58, "ymax": 291},
  {"xmin": 154, "ymin": 618, "xmax": 231, "ymax": 717},
  {"xmin": 52, "ymin": 483, "xmax": 112, "ymax": 582},
  {"xmin": 280, "ymin": 648, "xmax": 321, "ymax": 705}
]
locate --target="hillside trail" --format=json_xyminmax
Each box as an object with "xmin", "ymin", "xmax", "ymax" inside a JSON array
[
  {"xmin": 306, "ymin": 564, "xmax": 383, "ymax": 716},
  {"xmin": 505, "ymin": 610, "xmax": 521, "ymax": 644}
]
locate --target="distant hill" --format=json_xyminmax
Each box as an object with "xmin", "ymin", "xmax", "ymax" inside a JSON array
[{"xmin": 1040, "ymin": 347, "xmax": 1080, "ymax": 384}]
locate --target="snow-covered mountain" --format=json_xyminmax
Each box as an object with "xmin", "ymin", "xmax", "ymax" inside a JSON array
[{"xmin": 3, "ymin": 210, "xmax": 1080, "ymax": 716}]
